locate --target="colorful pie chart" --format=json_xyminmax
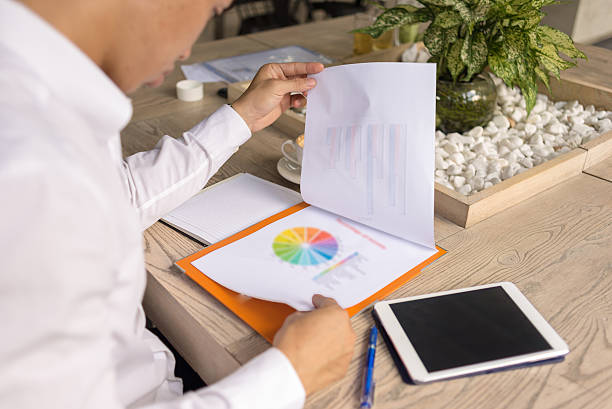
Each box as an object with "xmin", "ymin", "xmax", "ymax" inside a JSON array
[{"xmin": 273, "ymin": 227, "xmax": 338, "ymax": 266}]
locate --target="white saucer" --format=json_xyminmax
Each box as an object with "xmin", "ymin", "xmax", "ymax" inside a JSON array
[{"xmin": 277, "ymin": 157, "xmax": 301, "ymax": 184}]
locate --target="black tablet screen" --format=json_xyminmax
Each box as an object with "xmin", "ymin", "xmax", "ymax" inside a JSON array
[{"xmin": 389, "ymin": 287, "xmax": 552, "ymax": 372}]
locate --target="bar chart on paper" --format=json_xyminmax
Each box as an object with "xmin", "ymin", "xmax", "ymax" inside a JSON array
[{"xmin": 325, "ymin": 124, "xmax": 409, "ymax": 217}]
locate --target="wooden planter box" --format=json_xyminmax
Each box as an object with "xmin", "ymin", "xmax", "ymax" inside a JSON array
[{"xmin": 227, "ymin": 44, "xmax": 612, "ymax": 228}]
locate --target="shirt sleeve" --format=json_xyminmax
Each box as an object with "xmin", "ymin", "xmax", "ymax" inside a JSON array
[
  {"xmin": 0, "ymin": 162, "xmax": 306, "ymax": 409},
  {"xmin": 121, "ymin": 105, "xmax": 251, "ymax": 230},
  {"xmin": 145, "ymin": 348, "xmax": 306, "ymax": 409}
]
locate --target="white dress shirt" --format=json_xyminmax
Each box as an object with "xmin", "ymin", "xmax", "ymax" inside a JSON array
[{"xmin": 0, "ymin": 1, "xmax": 305, "ymax": 408}]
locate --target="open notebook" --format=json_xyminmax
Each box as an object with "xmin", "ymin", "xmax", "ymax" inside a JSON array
[
  {"xmin": 175, "ymin": 63, "xmax": 443, "ymax": 341},
  {"xmin": 162, "ymin": 173, "xmax": 302, "ymax": 245}
]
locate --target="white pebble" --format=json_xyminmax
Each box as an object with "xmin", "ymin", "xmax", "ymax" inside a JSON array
[
  {"xmin": 532, "ymin": 100, "xmax": 547, "ymax": 114},
  {"xmin": 453, "ymin": 176, "xmax": 466, "ymax": 188},
  {"xmin": 493, "ymin": 115, "xmax": 510, "ymax": 130},
  {"xmin": 511, "ymin": 108, "xmax": 525, "ymax": 123},
  {"xmin": 508, "ymin": 136, "xmax": 524, "ymax": 149},
  {"xmin": 471, "ymin": 176, "xmax": 485, "ymax": 191},
  {"xmin": 484, "ymin": 123, "xmax": 498, "ymax": 135},
  {"xmin": 463, "ymin": 164, "xmax": 476, "ymax": 179},
  {"xmin": 540, "ymin": 111, "xmax": 554, "ymax": 126},
  {"xmin": 533, "ymin": 145, "xmax": 554, "ymax": 157},
  {"xmin": 448, "ymin": 133, "xmax": 463, "ymax": 145},
  {"xmin": 497, "ymin": 144, "xmax": 510, "ymax": 156},
  {"xmin": 458, "ymin": 184, "xmax": 472, "ymax": 195},
  {"xmin": 529, "ymin": 134, "xmax": 543, "ymax": 145},
  {"xmin": 468, "ymin": 126, "xmax": 484, "ymax": 138},
  {"xmin": 527, "ymin": 113, "xmax": 541, "ymax": 125},
  {"xmin": 520, "ymin": 157, "xmax": 534, "ymax": 168},
  {"xmin": 512, "ymin": 148, "xmax": 525, "ymax": 160},
  {"xmin": 449, "ymin": 152, "xmax": 465, "ymax": 164},
  {"xmin": 598, "ymin": 118, "xmax": 612, "ymax": 132},
  {"xmin": 442, "ymin": 142, "xmax": 459, "ymax": 154},
  {"xmin": 524, "ymin": 123, "xmax": 537, "ymax": 136},
  {"xmin": 548, "ymin": 123, "xmax": 566, "ymax": 134},
  {"xmin": 570, "ymin": 115, "xmax": 584, "ymax": 125},
  {"xmin": 447, "ymin": 164, "xmax": 462, "ymax": 175},
  {"xmin": 572, "ymin": 123, "xmax": 592, "ymax": 136},
  {"xmin": 435, "ymin": 155, "xmax": 449, "ymax": 170}
]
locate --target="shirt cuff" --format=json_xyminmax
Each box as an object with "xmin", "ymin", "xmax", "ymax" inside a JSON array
[
  {"xmin": 184, "ymin": 104, "xmax": 252, "ymax": 167},
  {"xmin": 200, "ymin": 348, "xmax": 306, "ymax": 409}
]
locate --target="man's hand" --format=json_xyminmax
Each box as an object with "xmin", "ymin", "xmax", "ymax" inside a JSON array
[
  {"xmin": 231, "ymin": 62, "xmax": 324, "ymax": 133},
  {"xmin": 273, "ymin": 295, "xmax": 356, "ymax": 395}
]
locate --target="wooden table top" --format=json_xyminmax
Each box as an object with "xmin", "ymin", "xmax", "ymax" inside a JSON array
[{"xmin": 121, "ymin": 17, "xmax": 612, "ymax": 409}]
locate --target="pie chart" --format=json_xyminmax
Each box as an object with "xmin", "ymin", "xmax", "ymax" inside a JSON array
[{"xmin": 273, "ymin": 227, "xmax": 338, "ymax": 266}]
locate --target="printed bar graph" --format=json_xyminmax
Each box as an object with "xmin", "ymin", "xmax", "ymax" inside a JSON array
[
  {"xmin": 313, "ymin": 251, "xmax": 368, "ymax": 290},
  {"xmin": 325, "ymin": 124, "xmax": 408, "ymax": 217}
]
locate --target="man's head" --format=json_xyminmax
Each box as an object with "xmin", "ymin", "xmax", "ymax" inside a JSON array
[{"xmin": 21, "ymin": 0, "xmax": 233, "ymax": 93}]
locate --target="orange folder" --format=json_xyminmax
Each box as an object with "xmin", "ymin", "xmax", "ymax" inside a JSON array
[{"xmin": 177, "ymin": 202, "xmax": 446, "ymax": 342}]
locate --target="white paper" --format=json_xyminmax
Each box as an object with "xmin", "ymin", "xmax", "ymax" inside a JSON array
[
  {"xmin": 180, "ymin": 64, "xmax": 227, "ymax": 83},
  {"xmin": 191, "ymin": 206, "xmax": 437, "ymax": 311},
  {"xmin": 163, "ymin": 173, "xmax": 302, "ymax": 244},
  {"xmin": 181, "ymin": 45, "xmax": 333, "ymax": 83},
  {"xmin": 301, "ymin": 63, "xmax": 436, "ymax": 249}
]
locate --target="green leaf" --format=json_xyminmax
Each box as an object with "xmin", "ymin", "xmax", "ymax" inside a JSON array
[
  {"xmin": 435, "ymin": 10, "xmax": 462, "ymax": 28},
  {"xmin": 453, "ymin": 1, "xmax": 474, "ymax": 25},
  {"xmin": 352, "ymin": 7, "xmax": 431, "ymax": 38},
  {"xmin": 417, "ymin": 0, "xmax": 457, "ymax": 6},
  {"xmin": 424, "ymin": 25, "xmax": 445, "ymax": 55},
  {"xmin": 518, "ymin": 71, "xmax": 537, "ymax": 113},
  {"xmin": 536, "ymin": 43, "xmax": 575, "ymax": 78},
  {"xmin": 473, "ymin": 0, "xmax": 492, "ymax": 23},
  {"xmin": 537, "ymin": 25, "xmax": 586, "ymax": 60},
  {"xmin": 461, "ymin": 31, "xmax": 487, "ymax": 80},
  {"xmin": 488, "ymin": 46, "xmax": 516, "ymax": 88},
  {"xmin": 504, "ymin": 28, "xmax": 528, "ymax": 61},
  {"xmin": 447, "ymin": 38, "xmax": 465, "ymax": 81},
  {"xmin": 424, "ymin": 24, "xmax": 458, "ymax": 56},
  {"xmin": 534, "ymin": 65, "xmax": 551, "ymax": 93}
]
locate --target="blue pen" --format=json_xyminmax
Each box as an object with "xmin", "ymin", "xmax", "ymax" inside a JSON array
[{"xmin": 360, "ymin": 325, "xmax": 378, "ymax": 408}]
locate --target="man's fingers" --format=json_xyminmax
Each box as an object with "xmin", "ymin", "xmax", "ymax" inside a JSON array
[
  {"xmin": 312, "ymin": 294, "xmax": 340, "ymax": 309},
  {"xmin": 275, "ymin": 62, "xmax": 324, "ymax": 78},
  {"xmin": 271, "ymin": 77, "xmax": 316, "ymax": 95}
]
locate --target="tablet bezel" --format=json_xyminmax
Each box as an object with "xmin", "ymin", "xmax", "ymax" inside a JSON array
[{"xmin": 373, "ymin": 282, "xmax": 569, "ymax": 384}]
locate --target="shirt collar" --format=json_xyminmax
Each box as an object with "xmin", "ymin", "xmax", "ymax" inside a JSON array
[{"xmin": 0, "ymin": 0, "xmax": 133, "ymax": 137}]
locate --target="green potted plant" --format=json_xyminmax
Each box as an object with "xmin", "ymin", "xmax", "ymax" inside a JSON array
[{"xmin": 353, "ymin": 0, "xmax": 586, "ymax": 133}]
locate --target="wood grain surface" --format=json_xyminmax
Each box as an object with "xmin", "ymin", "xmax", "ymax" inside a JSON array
[
  {"xmin": 119, "ymin": 16, "xmax": 612, "ymax": 409},
  {"xmin": 304, "ymin": 173, "xmax": 612, "ymax": 409},
  {"xmin": 584, "ymin": 155, "xmax": 612, "ymax": 182}
]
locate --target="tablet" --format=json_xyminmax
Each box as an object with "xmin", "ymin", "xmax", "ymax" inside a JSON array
[{"xmin": 373, "ymin": 282, "xmax": 569, "ymax": 384}]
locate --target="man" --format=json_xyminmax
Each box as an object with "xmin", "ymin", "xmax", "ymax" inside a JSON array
[{"xmin": 0, "ymin": 0, "xmax": 356, "ymax": 408}]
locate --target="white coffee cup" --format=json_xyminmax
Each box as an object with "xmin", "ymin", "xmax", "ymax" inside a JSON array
[{"xmin": 281, "ymin": 139, "xmax": 303, "ymax": 167}]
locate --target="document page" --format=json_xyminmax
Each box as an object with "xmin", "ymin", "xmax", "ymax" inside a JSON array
[
  {"xmin": 301, "ymin": 63, "xmax": 436, "ymax": 249},
  {"xmin": 191, "ymin": 206, "xmax": 437, "ymax": 311}
]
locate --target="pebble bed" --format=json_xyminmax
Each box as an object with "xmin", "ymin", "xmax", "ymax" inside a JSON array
[{"xmin": 435, "ymin": 75, "xmax": 612, "ymax": 196}]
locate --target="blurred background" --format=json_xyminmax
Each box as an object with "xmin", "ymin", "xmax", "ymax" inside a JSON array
[{"xmin": 197, "ymin": 0, "xmax": 612, "ymax": 50}]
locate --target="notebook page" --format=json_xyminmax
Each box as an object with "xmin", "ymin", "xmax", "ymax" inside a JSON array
[{"xmin": 163, "ymin": 173, "xmax": 302, "ymax": 244}]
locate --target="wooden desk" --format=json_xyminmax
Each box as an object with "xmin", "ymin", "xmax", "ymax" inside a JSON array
[{"xmin": 122, "ymin": 17, "xmax": 612, "ymax": 409}]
